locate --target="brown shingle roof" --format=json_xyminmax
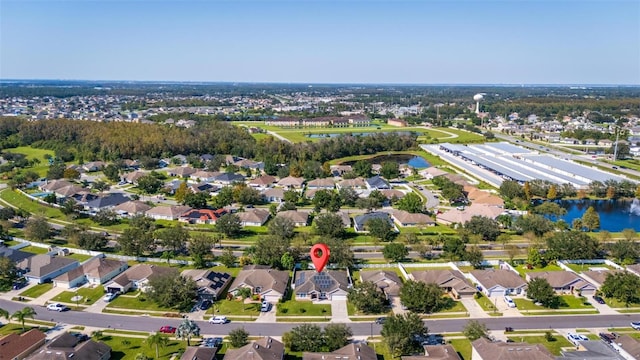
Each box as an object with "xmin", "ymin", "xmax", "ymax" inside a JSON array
[
  {"xmin": 113, "ymin": 200, "xmax": 152, "ymax": 215},
  {"xmin": 181, "ymin": 346, "xmax": 217, "ymax": 360},
  {"xmin": 360, "ymin": 270, "xmax": 402, "ymax": 296},
  {"xmin": 18, "ymin": 254, "xmax": 78, "ymax": 278},
  {"xmin": 401, "ymin": 344, "xmax": 461, "ymax": 360},
  {"xmin": 303, "ymin": 343, "xmax": 377, "ymax": 360},
  {"xmin": 616, "ymin": 335, "xmax": 640, "ymax": 358},
  {"xmin": 275, "ymin": 210, "xmax": 309, "ymax": 225},
  {"xmin": 526, "ymin": 271, "xmax": 594, "ymax": 290},
  {"xmin": 82, "ymin": 257, "xmax": 128, "ymax": 280},
  {"xmin": 412, "ymin": 269, "xmax": 475, "ymax": 295},
  {"xmin": 109, "ymin": 264, "xmax": 177, "ymax": 287},
  {"xmin": 237, "ymin": 208, "xmax": 270, "ymax": 225},
  {"xmin": 0, "ymin": 329, "xmax": 46, "ymax": 360},
  {"xmin": 471, "ymin": 338, "xmax": 554, "ymax": 360},
  {"xmin": 470, "ymin": 269, "xmax": 526, "ymax": 290},
  {"xmin": 392, "ymin": 210, "xmax": 435, "ymax": 226},
  {"xmin": 223, "ymin": 337, "xmax": 283, "ymax": 360},
  {"xmin": 294, "ymin": 270, "xmax": 350, "ymax": 295},
  {"xmin": 145, "ymin": 205, "xmax": 192, "ymax": 218},
  {"xmin": 229, "ymin": 265, "xmax": 289, "ymax": 297},
  {"xmin": 249, "ymin": 175, "xmax": 277, "ymax": 186},
  {"xmin": 277, "ymin": 176, "xmax": 305, "ymax": 187}
]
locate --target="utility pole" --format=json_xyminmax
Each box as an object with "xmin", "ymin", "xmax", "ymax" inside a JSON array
[{"xmin": 613, "ymin": 124, "xmax": 620, "ymax": 161}]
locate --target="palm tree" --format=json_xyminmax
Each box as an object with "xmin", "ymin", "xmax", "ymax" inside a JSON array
[
  {"xmin": 160, "ymin": 251, "xmax": 174, "ymax": 265},
  {"xmin": 176, "ymin": 317, "xmax": 200, "ymax": 346},
  {"xmin": 0, "ymin": 308, "xmax": 9, "ymax": 323},
  {"xmin": 146, "ymin": 332, "xmax": 168, "ymax": 359},
  {"xmin": 12, "ymin": 307, "xmax": 36, "ymax": 331}
]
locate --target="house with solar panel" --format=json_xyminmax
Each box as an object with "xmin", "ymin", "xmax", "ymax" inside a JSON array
[
  {"xmin": 292, "ymin": 270, "xmax": 351, "ymax": 301},
  {"xmin": 181, "ymin": 269, "xmax": 232, "ymax": 301}
]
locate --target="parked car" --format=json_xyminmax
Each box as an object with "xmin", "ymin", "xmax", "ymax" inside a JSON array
[
  {"xmin": 159, "ymin": 326, "xmax": 176, "ymax": 334},
  {"xmin": 260, "ymin": 301, "xmax": 270, "ymax": 312},
  {"xmin": 631, "ymin": 322, "xmax": 640, "ymax": 330},
  {"xmin": 504, "ymin": 296, "xmax": 516, "ymax": 308},
  {"xmin": 202, "ymin": 337, "xmax": 223, "ymax": 348},
  {"xmin": 209, "ymin": 316, "xmax": 228, "ymax": 324},
  {"xmin": 103, "ymin": 292, "xmax": 118, "ymax": 302},
  {"xmin": 592, "ymin": 295, "xmax": 605, "ymax": 305},
  {"xmin": 567, "ymin": 333, "xmax": 588, "ymax": 345},
  {"xmin": 421, "ymin": 334, "xmax": 445, "ymax": 346},
  {"xmin": 200, "ymin": 300, "xmax": 212, "ymax": 311},
  {"xmin": 599, "ymin": 333, "xmax": 616, "ymax": 343},
  {"xmin": 70, "ymin": 332, "xmax": 90, "ymax": 342},
  {"xmin": 375, "ymin": 317, "xmax": 386, "ymax": 325},
  {"xmin": 46, "ymin": 303, "xmax": 69, "ymax": 312}
]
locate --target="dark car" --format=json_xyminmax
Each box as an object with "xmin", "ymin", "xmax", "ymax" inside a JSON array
[
  {"xmin": 200, "ymin": 300, "xmax": 212, "ymax": 311},
  {"xmin": 70, "ymin": 332, "xmax": 90, "ymax": 342},
  {"xmin": 599, "ymin": 333, "xmax": 616, "ymax": 343},
  {"xmin": 592, "ymin": 295, "xmax": 605, "ymax": 305},
  {"xmin": 202, "ymin": 337, "xmax": 223, "ymax": 348},
  {"xmin": 159, "ymin": 326, "xmax": 176, "ymax": 334},
  {"xmin": 375, "ymin": 317, "xmax": 386, "ymax": 324}
]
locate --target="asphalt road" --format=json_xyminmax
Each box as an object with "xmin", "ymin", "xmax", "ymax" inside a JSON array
[{"xmin": 2, "ymin": 299, "xmax": 638, "ymax": 336}]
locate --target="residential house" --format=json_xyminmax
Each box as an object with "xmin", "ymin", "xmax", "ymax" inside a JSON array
[
  {"xmin": 612, "ymin": 335, "xmax": 640, "ymax": 360},
  {"xmin": 17, "ymin": 254, "xmax": 79, "ymax": 284},
  {"xmin": 104, "ymin": 264, "xmax": 178, "ymax": 294},
  {"xmin": 181, "ymin": 269, "xmax": 232, "ymax": 301},
  {"xmin": 179, "ymin": 208, "xmax": 227, "ymax": 224},
  {"xmin": 303, "ymin": 343, "xmax": 377, "ymax": 360},
  {"xmin": 436, "ymin": 204, "xmax": 504, "ymax": 225},
  {"xmin": 388, "ymin": 118, "xmax": 409, "ymax": 127},
  {"xmin": 558, "ymin": 340, "xmax": 625, "ymax": 359},
  {"xmin": 329, "ymin": 165, "xmax": 352, "ymax": 177},
  {"xmin": 275, "ymin": 210, "xmax": 309, "ymax": 226},
  {"xmin": 171, "ymin": 155, "xmax": 188, "ymax": 165},
  {"xmin": 167, "ymin": 166, "xmax": 197, "ymax": 178},
  {"xmin": 337, "ymin": 178, "xmax": 366, "ymax": 189},
  {"xmin": 249, "ymin": 175, "xmax": 277, "ymax": 188},
  {"xmin": 54, "ymin": 185, "xmax": 87, "ymax": 199},
  {"xmin": 223, "ymin": 337, "xmax": 284, "ymax": 360},
  {"xmin": 113, "ymin": 200, "xmax": 152, "ymax": 217},
  {"xmin": 348, "ymin": 115, "xmax": 371, "ymax": 127},
  {"xmin": 463, "ymin": 186, "xmax": 504, "ymax": 207},
  {"xmin": 381, "ymin": 189, "xmax": 406, "ymax": 200},
  {"xmin": 214, "ymin": 173, "xmax": 246, "ymax": 185},
  {"xmin": 277, "ymin": 176, "xmax": 305, "ymax": 189},
  {"xmin": 525, "ymin": 271, "xmax": 596, "ymax": 296},
  {"xmin": 28, "ymin": 332, "xmax": 111, "ymax": 360},
  {"xmin": 471, "ymin": 337, "xmax": 554, "ymax": 360},
  {"xmin": 366, "ymin": 175, "xmax": 391, "ymax": 189},
  {"xmin": 580, "ymin": 270, "xmax": 619, "ymax": 288},
  {"xmin": 360, "ymin": 270, "xmax": 402, "ymax": 299},
  {"xmin": 599, "ymin": 139, "xmax": 613, "ymax": 147},
  {"xmin": 411, "ymin": 269, "xmax": 476, "ymax": 298},
  {"xmin": 146, "ymin": 205, "xmax": 192, "ymax": 220},
  {"xmin": 84, "ymin": 193, "xmax": 130, "ymax": 213},
  {"xmin": 237, "ymin": 208, "xmax": 271, "ymax": 227},
  {"xmin": 401, "ymin": 345, "xmax": 462, "ymax": 360},
  {"xmin": 40, "ymin": 179, "xmax": 73, "ymax": 193},
  {"xmin": 293, "ymin": 270, "xmax": 351, "ymax": 301},
  {"xmin": 121, "ymin": 170, "xmax": 147, "ymax": 184},
  {"xmin": 353, "ymin": 212, "xmax": 396, "ymax": 233},
  {"xmin": 234, "ymin": 158, "xmax": 264, "ymax": 170},
  {"xmin": 333, "ymin": 211, "xmax": 352, "ymax": 228},
  {"xmin": 82, "ymin": 161, "xmax": 106, "ymax": 172},
  {"xmin": 391, "ymin": 210, "xmax": 435, "ymax": 227},
  {"xmin": 468, "ymin": 269, "xmax": 527, "ymax": 297},
  {"xmin": 190, "ymin": 171, "xmax": 220, "ymax": 183},
  {"xmin": 262, "ymin": 188, "xmax": 285, "ymax": 203},
  {"xmin": 0, "ymin": 329, "xmax": 46, "ymax": 360},
  {"xmin": 0, "ymin": 246, "xmax": 34, "ymax": 263},
  {"xmin": 54, "ymin": 256, "xmax": 128, "ymax": 289},
  {"xmin": 306, "ymin": 178, "xmax": 335, "ymax": 190},
  {"xmin": 228, "ymin": 265, "xmax": 290, "ymax": 303},
  {"xmin": 200, "ymin": 154, "xmax": 215, "ymax": 163},
  {"xmin": 181, "ymin": 347, "xmax": 217, "ymax": 360}
]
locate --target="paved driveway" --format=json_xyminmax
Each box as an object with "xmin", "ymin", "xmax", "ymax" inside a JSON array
[
  {"xmin": 330, "ymin": 299, "xmax": 351, "ymax": 323},
  {"xmin": 459, "ymin": 298, "xmax": 489, "ymax": 318}
]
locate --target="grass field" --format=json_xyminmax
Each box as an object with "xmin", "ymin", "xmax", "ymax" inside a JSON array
[
  {"xmin": 514, "ymin": 295, "xmax": 593, "ymax": 311},
  {"xmin": 51, "ymin": 285, "xmax": 105, "ymax": 306},
  {"xmin": 0, "ymin": 189, "xmax": 65, "ymax": 219},
  {"xmin": 475, "ymin": 294, "xmax": 501, "ymax": 314},
  {"xmin": 107, "ymin": 293, "xmax": 176, "ymax": 313},
  {"xmin": 448, "ymin": 338, "xmax": 472, "ymax": 359},
  {"xmin": 506, "ymin": 335, "xmax": 574, "ymax": 355},
  {"xmin": 19, "ymin": 283, "xmax": 53, "ymax": 298},
  {"xmin": 3, "ymin": 146, "xmax": 55, "ymax": 176},
  {"xmin": 213, "ymin": 299, "xmax": 261, "ymax": 316},
  {"xmin": 96, "ymin": 334, "xmax": 187, "ymax": 360},
  {"xmin": 276, "ymin": 300, "xmax": 332, "ymax": 316},
  {"xmin": 516, "ymin": 264, "xmax": 563, "ymax": 277}
]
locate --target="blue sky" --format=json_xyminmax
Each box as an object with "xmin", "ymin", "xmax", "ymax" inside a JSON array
[{"xmin": 1, "ymin": 0, "xmax": 638, "ymax": 84}]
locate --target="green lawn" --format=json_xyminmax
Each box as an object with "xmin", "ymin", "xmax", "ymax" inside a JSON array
[
  {"xmin": 106, "ymin": 293, "xmax": 177, "ymax": 313},
  {"xmin": 0, "ymin": 323, "xmax": 50, "ymax": 336},
  {"xmin": 438, "ymin": 298, "xmax": 467, "ymax": 313},
  {"xmin": 516, "ymin": 264, "xmax": 563, "ymax": 277},
  {"xmin": 475, "ymin": 294, "xmax": 501, "ymax": 314},
  {"xmin": 449, "ymin": 338, "xmax": 472, "ymax": 360},
  {"xmin": 67, "ymin": 253, "xmax": 93, "ymax": 262},
  {"xmin": 514, "ymin": 295, "xmax": 593, "ymax": 310},
  {"xmin": 277, "ymin": 300, "xmax": 332, "ymax": 316},
  {"xmin": 19, "ymin": 283, "xmax": 53, "ymax": 298},
  {"xmin": 51, "ymin": 286, "xmax": 105, "ymax": 306},
  {"xmin": 506, "ymin": 335, "xmax": 574, "ymax": 356},
  {"xmin": 3, "ymin": 146, "xmax": 56, "ymax": 176},
  {"xmin": 604, "ymin": 297, "xmax": 640, "ymax": 308},
  {"xmin": 20, "ymin": 246, "xmax": 50, "ymax": 254},
  {"xmin": 0, "ymin": 189, "xmax": 65, "ymax": 219},
  {"xmin": 212, "ymin": 299, "xmax": 261, "ymax": 316},
  {"xmin": 96, "ymin": 334, "xmax": 187, "ymax": 360}
]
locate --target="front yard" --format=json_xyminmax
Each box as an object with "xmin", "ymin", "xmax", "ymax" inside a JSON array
[
  {"xmin": 506, "ymin": 335, "xmax": 574, "ymax": 356},
  {"xmin": 276, "ymin": 300, "xmax": 331, "ymax": 317},
  {"xmin": 106, "ymin": 292, "xmax": 176, "ymax": 313},
  {"xmin": 51, "ymin": 285, "xmax": 105, "ymax": 306},
  {"xmin": 209, "ymin": 299, "xmax": 261, "ymax": 316},
  {"xmin": 516, "ymin": 264, "xmax": 563, "ymax": 277},
  {"xmin": 475, "ymin": 294, "xmax": 501, "ymax": 315},
  {"xmin": 514, "ymin": 295, "xmax": 594, "ymax": 311},
  {"xmin": 19, "ymin": 283, "xmax": 53, "ymax": 298}
]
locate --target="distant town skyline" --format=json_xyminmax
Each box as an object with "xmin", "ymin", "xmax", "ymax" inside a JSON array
[{"xmin": 1, "ymin": 0, "xmax": 638, "ymax": 85}]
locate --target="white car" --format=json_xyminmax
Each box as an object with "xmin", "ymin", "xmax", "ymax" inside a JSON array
[
  {"xmin": 103, "ymin": 292, "xmax": 118, "ymax": 302},
  {"xmin": 209, "ymin": 316, "xmax": 228, "ymax": 324},
  {"xmin": 46, "ymin": 303, "xmax": 69, "ymax": 312},
  {"xmin": 567, "ymin": 333, "xmax": 588, "ymax": 345},
  {"xmin": 504, "ymin": 296, "xmax": 516, "ymax": 308},
  {"xmin": 631, "ymin": 322, "xmax": 640, "ymax": 330}
]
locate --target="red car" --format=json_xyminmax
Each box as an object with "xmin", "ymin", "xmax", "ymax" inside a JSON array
[{"xmin": 159, "ymin": 326, "xmax": 176, "ymax": 334}]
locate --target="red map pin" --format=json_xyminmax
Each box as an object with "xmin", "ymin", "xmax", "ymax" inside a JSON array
[{"xmin": 310, "ymin": 243, "xmax": 330, "ymax": 273}]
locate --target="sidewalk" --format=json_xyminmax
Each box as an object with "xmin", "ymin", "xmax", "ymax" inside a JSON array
[
  {"xmin": 29, "ymin": 286, "xmax": 67, "ymax": 306},
  {"xmin": 459, "ymin": 298, "xmax": 489, "ymax": 318}
]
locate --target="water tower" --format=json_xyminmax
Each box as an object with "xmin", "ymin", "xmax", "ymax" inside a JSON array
[{"xmin": 473, "ymin": 93, "xmax": 484, "ymax": 114}]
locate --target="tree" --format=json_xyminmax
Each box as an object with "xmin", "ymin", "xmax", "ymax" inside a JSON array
[
  {"xmin": 381, "ymin": 312, "xmax": 428, "ymax": 356},
  {"xmin": 137, "ymin": 174, "xmax": 162, "ymax": 195},
  {"xmin": 0, "ymin": 257, "xmax": 18, "ymax": 291},
  {"xmin": 43, "ymin": 193, "xmax": 57, "ymax": 204},
  {"xmin": 352, "ymin": 160, "xmax": 372, "ymax": 178},
  {"xmin": 156, "ymin": 224, "xmax": 190, "ymax": 254},
  {"xmin": 228, "ymin": 327, "xmax": 249, "ymax": 348},
  {"xmin": 347, "ymin": 281, "xmax": 387, "ymax": 314},
  {"xmin": 0, "ymin": 308, "xmax": 9, "ymax": 322},
  {"xmin": 608, "ymin": 142, "xmax": 630, "ymax": 160},
  {"xmin": 213, "ymin": 186, "xmax": 234, "ymax": 208},
  {"xmin": 24, "ymin": 217, "xmax": 51, "ymax": 241},
  {"xmin": 380, "ymin": 161, "xmax": 399, "ymax": 180},
  {"xmin": 183, "ymin": 192, "xmax": 209, "ymax": 208},
  {"xmin": 176, "ymin": 317, "xmax": 200, "ymax": 346},
  {"xmin": 366, "ymin": 218, "xmax": 395, "ymax": 242},
  {"xmin": 283, "ymin": 324, "xmax": 324, "ymax": 352},
  {"xmin": 252, "ymin": 235, "xmax": 290, "ymax": 268},
  {"xmin": 609, "ymin": 239, "xmax": 640, "ymax": 265},
  {"xmin": 546, "ymin": 185, "xmax": 557, "ymax": 200},
  {"xmin": 94, "ymin": 209, "xmax": 120, "ymax": 226},
  {"xmin": 338, "ymin": 187, "xmax": 359, "ymax": 207},
  {"xmin": 581, "ymin": 206, "xmax": 601, "ymax": 231},
  {"xmin": 601, "ymin": 272, "xmax": 640, "ymax": 306},
  {"xmin": 314, "ymin": 213, "xmax": 345, "ymax": 239},
  {"xmin": 47, "ymin": 162, "xmax": 66, "ymax": 179},
  {"xmin": 499, "ymin": 180, "xmax": 524, "ymax": 200},
  {"xmin": 382, "ymin": 243, "xmax": 408, "ymax": 262},
  {"xmin": 188, "ymin": 233, "xmax": 214, "ymax": 269},
  {"xmin": 546, "ymin": 231, "xmax": 601, "ymax": 260},
  {"xmin": 324, "ymin": 237, "xmax": 355, "ymax": 268},
  {"xmin": 526, "ymin": 277, "xmax": 558, "ymax": 308},
  {"xmin": 463, "ymin": 320, "xmax": 489, "ymax": 341},
  {"xmin": 324, "ymin": 323, "xmax": 352, "ymax": 351},
  {"xmin": 280, "ymin": 252, "xmax": 295, "ymax": 270},
  {"xmin": 119, "ymin": 226, "xmax": 156, "ymax": 256},
  {"xmin": 523, "ymin": 181, "xmax": 532, "ymax": 200},
  {"xmin": 532, "ymin": 202, "xmax": 567, "ymax": 219},
  {"xmin": 400, "ymin": 281, "xmax": 444, "ymax": 314},
  {"xmin": 75, "ymin": 232, "xmax": 108, "ymax": 251},
  {"xmin": 12, "ymin": 307, "xmax": 36, "ymax": 331},
  {"xmin": 465, "ymin": 246, "xmax": 484, "ymax": 269},
  {"xmin": 442, "ymin": 237, "xmax": 466, "ymax": 261},
  {"xmin": 220, "ymin": 248, "xmax": 237, "ymax": 268},
  {"xmin": 464, "ymin": 216, "xmax": 501, "ymax": 241},
  {"xmin": 174, "ymin": 182, "xmax": 190, "ymax": 204},
  {"xmin": 146, "ymin": 272, "xmax": 198, "ymax": 312},
  {"xmin": 145, "ymin": 332, "xmax": 169, "ymax": 360},
  {"xmin": 622, "ymin": 228, "xmax": 638, "ymax": 241},
  {"xmin": 283, "ymin": 190, "xmax": 299, "ymax": 204},
  {"xmin": 513, "ymin": 214, "xmax": 555, "ymax": 237},
  {"xmin": 268, "ymin": 216, "xmax": 295, "ymax": 240},
  {"xmin": 216, "ymin": 213, "xmax": 242, "ymax": 238},
  {"xmin": 606, "ymin": 186, "xmax": 616, "ymax": 199},
  {"xmin": 60, "ymin": 198, "xmax": 81, "ymax": 217},
  {"xmin": 396, "ymin": 192, "xmax": 424, "ymax": 213},
  {"xmin": 103, "ymin": 164, "xmax": 120, "ymax": 182}
]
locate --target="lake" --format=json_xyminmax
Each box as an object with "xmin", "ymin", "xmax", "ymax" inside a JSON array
[
  {"xmin": 344, "ymin": 154, "xmax": 431, "ymax": 169},
  {"xmin": 554, "ymin": 198, "xmax": 640, "ymax": 232}
]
